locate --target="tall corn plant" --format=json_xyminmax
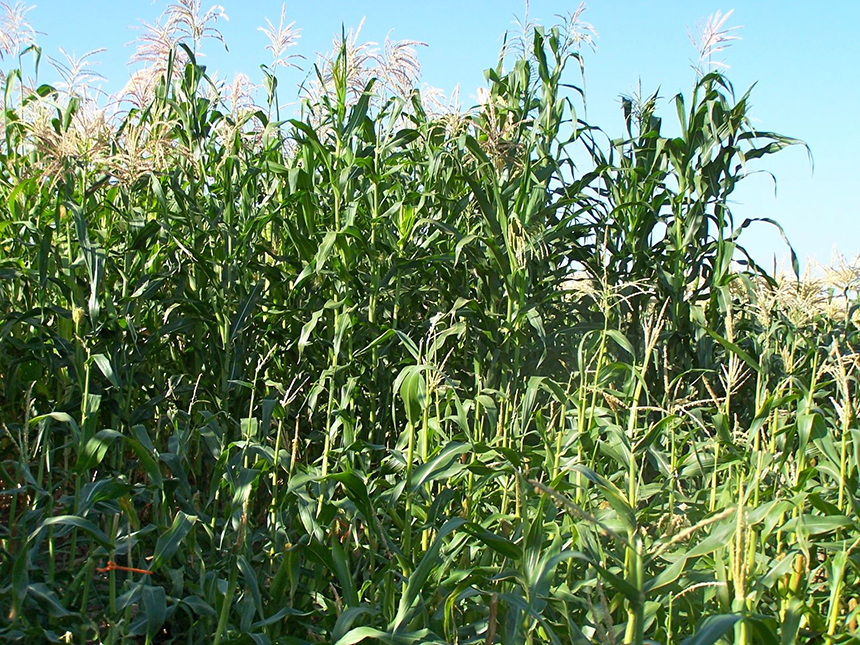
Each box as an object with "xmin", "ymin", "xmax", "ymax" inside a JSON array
[{"xmin": 584, "ymin": 72, "xmax": 806, "ymax": 371}]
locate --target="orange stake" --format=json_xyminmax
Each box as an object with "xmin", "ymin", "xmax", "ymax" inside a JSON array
[{"xmin": 96, "ymin": 560, "xmax": 153, "ymax": 575}]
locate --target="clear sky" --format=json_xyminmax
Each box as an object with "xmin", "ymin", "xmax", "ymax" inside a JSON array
[{"xmin": 22, "ymin": 1, "xmax": 860, "ymax": 271}]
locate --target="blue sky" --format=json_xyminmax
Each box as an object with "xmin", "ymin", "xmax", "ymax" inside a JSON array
[{"xmin": 23, "ymin": 1, "xmax": 860, "ymax": 271}]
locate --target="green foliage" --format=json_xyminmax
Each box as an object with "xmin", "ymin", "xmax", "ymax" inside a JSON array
[{"xmin": 0, "ymin": 14, "xmax": 857, "ymax": 645}]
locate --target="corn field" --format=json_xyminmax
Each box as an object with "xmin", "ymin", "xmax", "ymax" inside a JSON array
[{"xmin": 1, "ymin": 3, "xmax": 859, "ymax": 644}]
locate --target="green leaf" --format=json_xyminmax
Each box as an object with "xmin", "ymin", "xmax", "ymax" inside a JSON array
[
  {"xmin": 409, "ymin": 442, "xmax": 469, "ymax": 491},
  {"xmin": 681, "ymin": 614, "xmax": 742, "ymax": 645},
  {"xmin": 91, "ymin": 353, "xmax": 120, "ymax": 388},
  {"xmin": 687, "ymin": 520, "xmax": 735, "ymax": 559},
  {"xmin": 298, "ymin": 309, "xmax": 325, "ymax": 356},
  {"xmin": 142, "ymin": 585, "xmax": 167, "ymax": 639},
  {"xmin": 180, "ymin": 595, "xmax": 217, "ymax": 617},
  {"xmin": 229, "ymin": 279, "xmax": 265, "ymax": 342},
  {"xmin": 152, "ymin": 512, "xmax": 197, "ymax": 571},
  {"xmin": 79, "ymin": 478, "xmax": 132, "ymax": 514},
  {"xmin": 238, "ymin": 555, "xmax": 264, "ymax": 621},
  {"xmin": 571, "ymin": 465, "xmax": 636, "ymax": 532},
  {"xmin": 781, "ymin": 514, "xmax": 853, "ymax": 536},
  {"xmin": 36, "ymin": 515, "xmax": 112, "ymax": 550},
  {"xmin": 75, "ymin": 429, "xmax": 123, "ymax": 472},
  {"xmin": 645, "ymin": 555, "xmax": 687, "ymax": 595},
  {"xmin": 128, "ymin": 425, "xmax": 163, "ymax": 487},
  {"xmin": 28, "ymin": 583, "xmax": 74, "ymax": 618},
  {"xmin": 606, "ymin": 329, "xmax": 634, "ymax": 357},
  {"xmin": 315, "ymin": 230, "xmax": 338, "ymax": 272},
  {"xmin": 391, "ymin": 518, "xmax": 465, "ymax": 631},
  {"xmin": 332, "ymin": 606, "xmax": 377, "ymax": 643},
  {"xmin": 396, "ymin": 365, "xmax": 427, "ymax": 427},
  {"xmin": 10, "ymin": 548, "xmax": 29, "ymax": 618},
  {"xmin": 461, "ymin": 522, "xmax": 521, "ymax": 560},
  {"xmin": 331, "ymin": 536, "xmax": 359, "ymax": 607},
  {"xmin": 334, "ymin": 626, "xmax": 444, "ymax": 645},
  {"xmin": 29, "ymin": 412, "xmax": 81, "ymax": 444},
  {"xmin": 703, "ymin": 328, "xmax": 761, "ymax": 373}
]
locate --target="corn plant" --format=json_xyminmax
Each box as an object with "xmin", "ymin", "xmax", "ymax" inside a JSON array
[{"xmin": 0, "ymin": 4, "xmax": 857, "ymax": 644}]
